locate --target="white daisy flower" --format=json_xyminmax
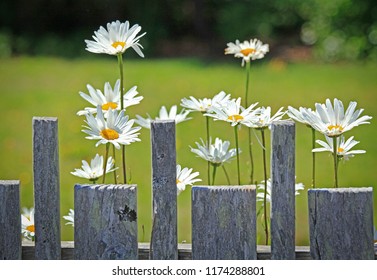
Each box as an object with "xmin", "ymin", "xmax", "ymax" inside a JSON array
[
  {"xmin": 190, "ymin": 137, "xmax": 240, "ymax": 166},
  {"xmin": 77, "ymin": 80, "xmax": 143, "ymax": 116},
  {"xmin": 180, "ymin": 91, "xmax": 231, "ymax": 113},
  {"xmin": 312, "ymin": 135, "xmax": 366, "ymax": 160},
  {"xmin": 205, "ymin": 98, "xmax": 259, "ymax": 127},
  {"xmin": 256, "ymin": 179, "xmax": 305, "ymax": 203},
  {"xmin": 71, "ymin": 154, "xmax": 118, "ymax": 181},
  {"xmin": 82, "ymin": 107, "xmax": 141, "ymax": 149},
  {"xmin": 21, "ymin": 209, "xmax": 35, "ymax": 241},
  {"xmin": 21, "ymin": 207, "xmax": 34, "ymax": 219},
  {"xmin": 121, "ymin": 86, "xmax": 144, "ymax": 108},
  {"xmin": 63, "ymin": 209, "xmax": 74, "ymax": 227},
  {"xmin": 225, "ymin": 38, "xmax": 269, "ymax": 66},
  {"xmin": 176, "ymin": 164, "xmax": 201, "ymax": 195},
  {"xmin": 287, "ymin": 106, "xmax": 314, "ymax": 126},
  {"xmin": 302, "ymin": 98, "xmax": 372, "ymax": 137},
  {"xmin": 248, "ymin": 106, "xmax": 286, "ymax": 129},
  {"xmin": 135, "ymin": 105, "xmax": 191, "ymax": 129},
  {"xmin": 85, "ymin": 20, "xmax": 146, "ymax": 57}
]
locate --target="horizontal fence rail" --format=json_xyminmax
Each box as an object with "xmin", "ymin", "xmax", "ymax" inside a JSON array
[{"xmin": 0, "ymin": 118, "xmax": 376, "ymax": 260}]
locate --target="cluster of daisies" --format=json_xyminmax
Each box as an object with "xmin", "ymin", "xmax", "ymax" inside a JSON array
[
  {"xmin": 288, "ymin": 99, "xmax": 371, "ymax": 159},
  {"xmin": 71, "ymin": 20, "xmax": 201, "ymax": 196},
  {"xmin": 73, "ymin": 19, "xmax": 372, "ymax": 195},
  {"xmin": 21, "ymin": 97, "xmax": 373, "ymax": 241},
  {"xmin": 181, "ymin": 92, "xmax": 285, "ymax": 184},
  {"xmin": 20, "ymin": 20, "xmax": 373, "ymax": 243},
  {"xmin": 288, "ymin": 98, "xmax": 372, "ymax": 188},
  {"xmin": 71, "ymin": 20, "xmax": 147, "ymax": 185}
]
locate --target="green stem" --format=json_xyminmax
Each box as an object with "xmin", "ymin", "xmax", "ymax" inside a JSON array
[
  {"xmin": 333, "ymin": 136, "xmax": 339, "ymax": 188},
  {"xmin": 112, "ymin": 144, "xmax": 118, "ymax": 184},
  {"xmin": 234, "ymin": 125, "xmax": 241, "ymax": 185},
  {"xmin": 222, "ymin": 165, "xmax": 231, "ymax": 185},
  {"xmin": 248, "ymin": 128, "xmax": 254, "ymax": 184},
  {"xmin": 311, "ymin": 128, "xmax": 316, "ymax": 189},
  {"xmin": 261, "ymin": 129, "xmax": 269, "ymax": 245},
  {"xmin": 117, "ymin": 53, "xmax": 124, "ymax": 110},
  {"xmin": 102, "ymin": 143, "xmax": 110, "ymax": 184},
  {"xmin": 336, "ymin": 157, "xmax": 340, "ymax": 178},
  {"xmin": 212, "ymin": 165, "xmax": 218, "ymax": 186},
  {"xmin": 206, "ymin": 116, "xmax": 211, "ymax": 185},
  {"xmin": 122, "ymin": 146, "xmax": 127, "ymax": 183},
  {"xmin": 117, "ymin": 53, "xmax": 127, "ymax": 184},
  {"xmin": 245, "ymin": 62, "xmax": 254, "ymax": 184},
  {"xmin": 245, "ymin": 61, "xmax": 251, "ymax": 107}
]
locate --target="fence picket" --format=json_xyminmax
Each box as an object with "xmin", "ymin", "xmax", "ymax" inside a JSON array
[
  {"xmin": 192, "ymin": 185, "xmax": 257, "ymax": 260},
  {"xmin": 150, "ymin": 120, "xmax": 177, "ymax": 260},
  {"xmin": 33, "ymin": 117, "xmax": 61, "ymax": 260},
  {"xmin": 0, "ymin": 180, "xmax": 21, "ymax": 260},
  {"xmin": 74, "ymin": 184, "xmax": 138, "ymax": 260},
  {"xmin": 308, "ymin": 187, "xmax": 374, "ymax": 259},
  {"xmin": 270, "ymin": 120, "xmax": 296, "ymax": 259}
]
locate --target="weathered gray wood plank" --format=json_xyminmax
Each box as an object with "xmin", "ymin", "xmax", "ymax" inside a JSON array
[
  {"xmin": 192, "ymin": 185, "xmax": 257, "ymax": 260},
  {"xmin": 270, "ymin": 120, "xmax": 296, "ymax": 259},
  {"xmin": 150, "ymin": 120, "xmax": 177, "ymax": 260},
  {"xmin": 20, "ymin": 242, "xmax": 377, "ymax": 260},
  {"xmin": 74, "ymin": 184, "xmax": 138, "ymax": 260},
  {"xmin": 33, "ymin": 117, "xmax": 61, "ymax": 260},
  {"xmin": 0, "ymin": 180, "xmax": 21, "ymax": 260},
  {"xmin": 308, "ymin": 187, "xmax": 374, "ymax": 259}
]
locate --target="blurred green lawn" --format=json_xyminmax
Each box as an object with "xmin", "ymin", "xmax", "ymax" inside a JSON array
[{"xmin": 0, "ymin": 56, "xmax": 376, "ymax": 245}]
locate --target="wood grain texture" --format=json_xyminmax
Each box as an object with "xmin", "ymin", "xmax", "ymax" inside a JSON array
[
  {"xmin": 74, "ymin": 184, "xmax": 138, "ymax": 260},
  {"xmin": 270, "ymin": 120, "xmax": 296, "ymax": 259},
  {"xmin": 20, "ymin": 242, "xmax": 377, "ymax": 260},
  {"xmin": 150, "ymin": 120, "xmax": 177, "ymax": 260},
  {"xmin": 308, "ymin": 187, "xmax": 374, "ymax": 259},
  {"xmin": 192, "ymin": 185, "xmax": 257, "ymax": 260},
  {"xmin": 0, "ymin": 180, "xmax": 21, "ymax": 260},
  {"xmin": 33, "ymin": 117, "xmax": 61, "ymax": 260}
]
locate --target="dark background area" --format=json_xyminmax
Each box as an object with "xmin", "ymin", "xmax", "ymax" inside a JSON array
[{"xmin": 0, "ymin": 0, "xmax": 377, "ymax": 61}]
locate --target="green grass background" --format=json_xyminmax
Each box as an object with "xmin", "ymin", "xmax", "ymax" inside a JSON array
[{"xmin": 0, "ymin": 56, "xmax": 376, "ymax": 245}]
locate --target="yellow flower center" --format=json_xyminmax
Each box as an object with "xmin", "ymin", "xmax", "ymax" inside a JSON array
[
  {"xmin": 240, "ymin": 48, "xmax": 256, "ymax": 56},
  {"xmin": 176, "ymin": 179, "xmax": 181, "ymax": 184},
  {"xmin": 26, "ymin": 224, "xmax": 35, "ymax": 233},
  {"xmin": 328, "ymin": 124, "xmax": 343, "ymax": 131},
  {"xmin": 112, "ymin": 41, "xmax": 126, "ymax": 49},
  {"xmin": 337, "ymin": 147, "xmax": 344, "ymax": 153},
  {"xmin": 102, "ymin": 102, "xmax": 118, "ymax": 110},
  {"xmin": 100, "ymin": 128, "xmax": 119, "ymax": 140},
  {"xmin": 228, "ymin": 114, "xmax": 244, "ymax": 122}
]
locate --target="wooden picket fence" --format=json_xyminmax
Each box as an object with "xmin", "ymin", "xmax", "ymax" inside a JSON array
[{"xmin": 0, "ymin": 117, "xmax": 376, "ymax": 260}]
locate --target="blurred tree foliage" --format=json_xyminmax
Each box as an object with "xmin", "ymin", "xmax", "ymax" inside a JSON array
[
  {"xmin": 298, "ymin": 0, "xmax": 377, "ymax": 61},
  {"xmin": 0, "ymin": 0, "xmax": 376, "ymax": 60}
]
